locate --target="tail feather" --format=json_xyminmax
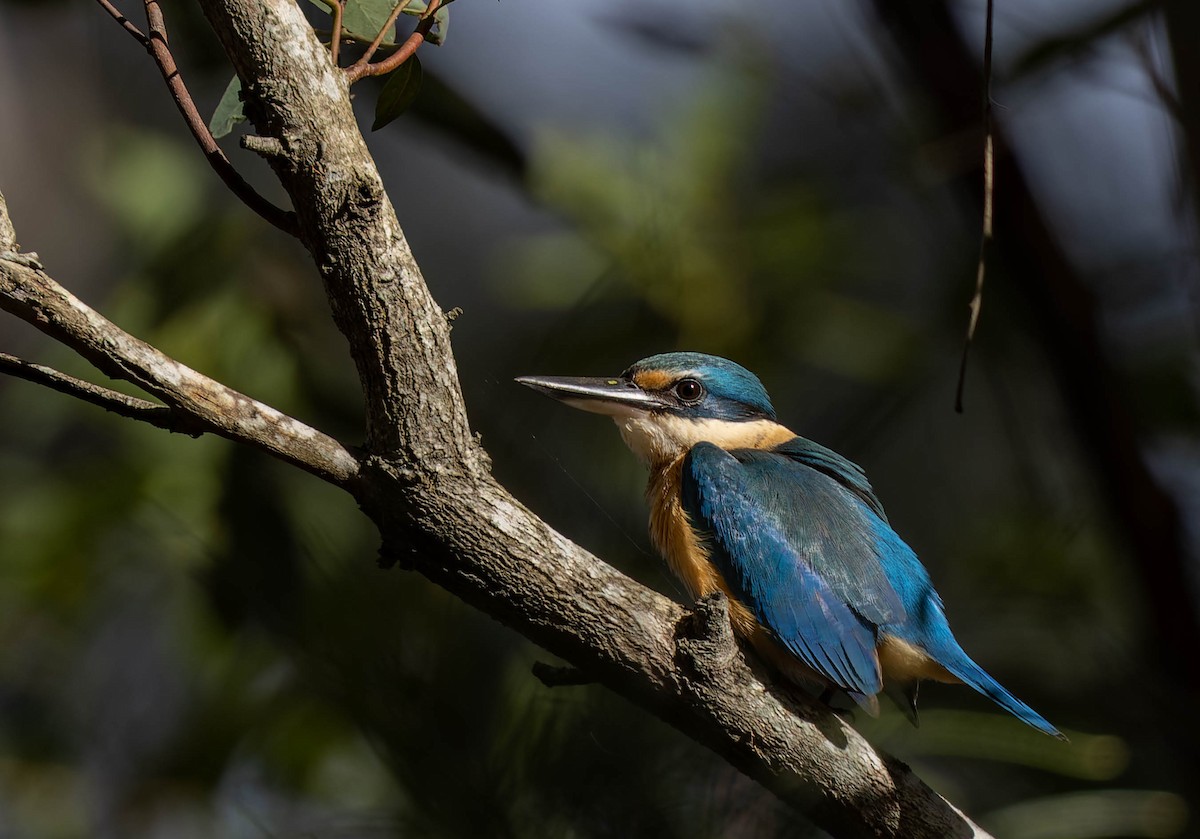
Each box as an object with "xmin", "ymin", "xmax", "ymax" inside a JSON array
[{"xmin": 940, "ymin": 648, "xmax": 1065, "ymax": 740}]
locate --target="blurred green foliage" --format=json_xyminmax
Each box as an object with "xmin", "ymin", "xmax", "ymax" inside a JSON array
[
  {"xmin": 518, "ymin": 69, "xmax": 919, "ymax": 385},
  {"xmin": 1, "ymin": 2, "xmax": 1198, "ymax": 837},
  {"xmin": 0, "ymin": 115, "xmax": 811, "ymax": 838}
]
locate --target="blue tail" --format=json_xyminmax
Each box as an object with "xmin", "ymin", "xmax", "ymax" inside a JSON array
[{"xmin": 937, "ymin": 645, "xmax": 1065, "ymax": 739}]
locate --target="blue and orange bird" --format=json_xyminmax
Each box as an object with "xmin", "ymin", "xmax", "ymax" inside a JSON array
[{"xmin": 518, "ymin": 352, "xmax": 1062, "ymax": 737}]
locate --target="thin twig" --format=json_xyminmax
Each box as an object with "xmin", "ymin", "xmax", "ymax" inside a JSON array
[
  {"xmin": 93, "ymin": 0, "xmax": 148, "ymax": 44},
  {"xmin": 345, "ymin": 0, "xmax": 438, "ymax": 83},
  {"xmin": 112, "ymin": 1, "xmax": 300, "ymax": 236},
  {"xmin": 1129, "ymin": 29, "xmax": 1186, "ymax": 125},
  {"xmin": 361, "ymin": 0, "xmax": 414, "ymax": 67},
  {"xmin": 330, "ymin": 0, "xmax": 345, "ymax": 66},
  {"xmin": 0, "ymin": 252, "xmax": 361, "ymax": 487},
  {"xmin": 955, "ymin": 0, "xmax": 995, "ymax": 413},
  {"xmin": 0, "ymin": 352, "xmax": 203, "ymax": 434}
]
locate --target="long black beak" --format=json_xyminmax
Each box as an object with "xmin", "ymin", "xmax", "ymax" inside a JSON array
[{"xmin": 515, "ymin": 375, "xmax": 665, "ymax": 416}]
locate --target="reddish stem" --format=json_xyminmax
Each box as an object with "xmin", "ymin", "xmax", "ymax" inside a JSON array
[
  {"xmin": 345, "ymin": 0, "xmax": 439, "ymax": 83},
  {"xmin": 94, "ymin": 0, "xmax": 148, "ymax": 43},
  {"xmin": 359, "ymin": 0, "xmax": 412, "ymax": 67},
  {"xmin": 330, "ymin": 0, "xmax": 345, "ymax": 66},
  {"xmin": 97, "ymin": 1, "xmax": 298, "ymax": 235}
]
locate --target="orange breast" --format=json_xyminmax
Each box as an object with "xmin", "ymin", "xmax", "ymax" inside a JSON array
[
  {"xmin": 646, "ymin": 457, "xmax": 830, "ymax": 689},
  {"xmin": 647, "ymin": 456, "xmax": 753, "ymax": 629}
]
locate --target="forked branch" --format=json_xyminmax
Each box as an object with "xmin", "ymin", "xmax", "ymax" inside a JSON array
[
  {"xmin": 0, "ymin": 352, "xmax": 195, "ymax": 434},
  {"xmin": 0, "ymin": 205, "xmax": 358, "ymax": 487},
  {"xmin": 345, "ymin": 0, "xmax": 440, "ymax": 83},
  {"xmin": 330, "ymin": 0, "xmax": 346, "ymax": 65},
  {"xmin": 1, "ymin": 2, "xmax": 996, "ymax": 836}
]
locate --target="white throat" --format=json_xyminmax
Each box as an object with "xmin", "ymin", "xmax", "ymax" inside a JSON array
[{"xmin": 614, "ymin": 414, "xmax": 793, "ymax": 466}]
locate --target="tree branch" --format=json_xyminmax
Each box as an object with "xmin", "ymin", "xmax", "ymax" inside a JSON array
[
  {"xmin": 94, "ymin": 0, "xmax": 149, "ymax": 44},
  {"xmin": 141, "ymin": 0, "xmax": 299, "ymax": 235},
  {"xmin": 351, "ymin": 0, "xmax": 413, "ymax": 71},
  {"xmin": 0, "ymin": 352, "xmax": 203, "ymax": 434},
  {"xmin": 329, "ymin": 0, "xmax": 346, "ymax": 66},
  {"xmin": 198, "ymin": 0, "xmax": 474, "ymax": 465},
  {"xmin": 0, "ymin": 216, "xmax": 359, "ymax": 488},
  {"xmin": 344, "ymin": 0, "xmax": 438, "ymax": 83},
  {"xmin": 93, "ymin": 0, "xmax": 298, "ymax": 235},
  {"xmin": 179, "ymin": 1, "xmax": 996, "ymax": 836},
  {"xmin": 0, "ymin": 191, "xmax": 16, "ymax": 253}
]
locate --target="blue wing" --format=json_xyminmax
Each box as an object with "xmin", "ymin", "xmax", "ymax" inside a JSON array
[
  {"xmin": 681, "ymin": 442, "xmax": 907, "ymax": 698},
  {"xmin": 771, "ymin": 435, "xmax": 888, "ymax": 522}
]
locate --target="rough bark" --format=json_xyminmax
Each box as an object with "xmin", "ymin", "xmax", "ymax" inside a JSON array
[{"xmin": 0, "ymin": 2, "xmax": 999, "ymax": 836}]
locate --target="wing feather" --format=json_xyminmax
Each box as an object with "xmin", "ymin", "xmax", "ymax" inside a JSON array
[
  {"xmin": 681, "ymin": 442, "xmax": 906, "ymax": 696},
  {"xmin": 771, "ymin": 436, "xmax": 888, "ymax": 522}
]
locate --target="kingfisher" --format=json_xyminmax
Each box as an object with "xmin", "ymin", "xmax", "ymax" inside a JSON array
[{"xmin": 517, "ymin": 352, "xmax": 1062, "ymax": 737}]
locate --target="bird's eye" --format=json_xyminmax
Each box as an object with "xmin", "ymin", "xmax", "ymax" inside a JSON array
[{"xmin": 674, "ymin": 378, "xmax": 705, "ymax": 403}]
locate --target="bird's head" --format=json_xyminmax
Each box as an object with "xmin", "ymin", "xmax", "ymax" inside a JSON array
[{"xmin": 517, "ymin": 352, "xmax": 790, "ymax": 465}]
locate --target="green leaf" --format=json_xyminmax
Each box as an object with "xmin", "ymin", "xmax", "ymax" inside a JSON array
[
  {"xmin": 305, "ymin": 0, "xmax": 396, "ymax": 46},
  {"xmin": 344, "ymin": 0, "xmax": 400, "ymax": 44},
  {"xmin": 427, "ymin": 5, "xmax": 449, "ymax": 45},
  {"xmin": 399, "ymin": 0, "xmax": 448, "ymax": 45},
  {"xmin": 209, "ymin": 75, "xmax": 246, "ymax": 139},
  {"xmin": 372, "ymin": 54, "xmax": 423, "ymax": 131}
]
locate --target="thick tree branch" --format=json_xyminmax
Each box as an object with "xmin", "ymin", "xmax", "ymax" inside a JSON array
[
  {"xmin": 178, "ymin": 1, "xmax": 996, "ymax": 836},
  {"xmin": 365, "ymin": 466, "xmax": 990, "ymax": 839},
  {"xmin": 0, "ymin": 222, "xmax": 359, "ymax": 487},
  {"xmin": 198, "ymin": 0, "xmax": 475, "ymax": 467}
]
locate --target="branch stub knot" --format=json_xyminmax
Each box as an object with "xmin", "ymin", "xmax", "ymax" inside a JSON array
[{"xmin": 674, "ymin": 591, "xmax": 739, "ymax": 681}]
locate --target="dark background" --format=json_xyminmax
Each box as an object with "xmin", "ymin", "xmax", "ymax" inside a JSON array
[{"xmin": 0, "ymin": 0, "xmax": 1197, "ymax": 836}]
